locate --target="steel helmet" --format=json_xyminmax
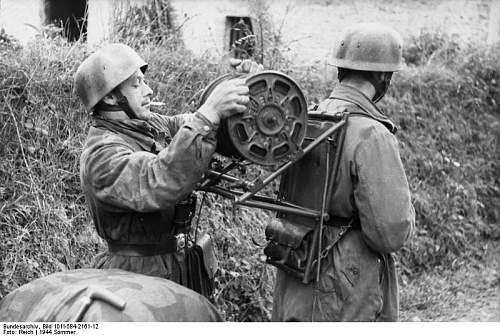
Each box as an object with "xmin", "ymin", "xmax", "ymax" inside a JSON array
[
  {"xmin": 74, "ymin": 43, "xmax": 148, "ymax": 112},
  {"xmin": 331, "ymin": 23, "xmax": 403, "ymax": 72}
]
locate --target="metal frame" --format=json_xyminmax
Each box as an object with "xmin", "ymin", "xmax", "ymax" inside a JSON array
[
  {"xmin": 197, "ymin": 119, "xmax": 346, "ymax": 222},
  {"xmin": 197, "ymin": 114, "xmax": 348, "ymax": 283}
]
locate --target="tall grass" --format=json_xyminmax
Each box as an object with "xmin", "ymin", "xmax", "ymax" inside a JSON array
[
  {"xmin": 1, "ymin": 9, "xmax": 499, "ymax": 321},
  {"xmin": 0, "ymin": 35, "xmax": 94, "ymax": 296}
]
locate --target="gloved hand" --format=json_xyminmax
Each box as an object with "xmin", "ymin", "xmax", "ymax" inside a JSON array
[
  {"xmin": 198, "ymin": 78, "xmax": 249, "ymax": 125},
  {"xmin": 229, "ymin": 58, "xmax": 264, "ymax": 74}
]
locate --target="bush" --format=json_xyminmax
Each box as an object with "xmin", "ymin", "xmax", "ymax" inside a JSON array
[
  {"xmin": 112, "ymin": 0, "xmax": 177, "ymax": 48},
  {"xmin": 403, "ymin": 30, "xmax": 462, "ymax": 66},
  {"xmin": 0, "ymin": 28, "xmax": 22, "ymax": 56},
  {"xmin": 384, "ymin": 34, "xmax": 500, "ymax": 274}
]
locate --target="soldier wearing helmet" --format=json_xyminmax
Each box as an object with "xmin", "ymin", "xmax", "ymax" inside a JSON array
[
  {"xmin": 75, "ymin": 43, "xmax": 250, "ymax": 291},
  {"xmin": 271, "ymin": 23, "xmax": 415, "ymax": 321}
]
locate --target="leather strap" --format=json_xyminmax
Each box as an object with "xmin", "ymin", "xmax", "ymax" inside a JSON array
[
  {"xmin": 107, "ymin": 237, "xmax": 178, "ymax": 257},
  {"xmin": 325, "ymin": 215, "xmax": 360, "ymax": 229}
]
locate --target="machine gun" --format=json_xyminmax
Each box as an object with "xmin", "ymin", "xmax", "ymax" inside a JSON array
[{"xmin": 196, "ymin": 71, "xmax": 348, "ymax": 283}]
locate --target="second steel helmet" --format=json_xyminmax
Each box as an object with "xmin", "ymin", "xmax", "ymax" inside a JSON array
[
  {"xmin": 74, "ymin": 43, "xmax": 148, "ymax": 112},
  {"xmin": 331, "ymin": 23, "xmax": 403, "ymax": 72}
]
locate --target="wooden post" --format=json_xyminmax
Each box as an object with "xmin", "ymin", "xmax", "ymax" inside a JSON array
[{"xmin": 487, "ymin": 0, "xmax": 500, "ymax": 45}]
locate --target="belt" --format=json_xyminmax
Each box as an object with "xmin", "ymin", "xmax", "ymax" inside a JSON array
[
  {"xmin": 107, "ymin": 236, "xmax": 179, "ymax": 257},
  {"xmin": 325, "ymin": 215, "xmax": 360, "ymax": 229}
]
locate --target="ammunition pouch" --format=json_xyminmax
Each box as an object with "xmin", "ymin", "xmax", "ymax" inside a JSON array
[
  {"xmin": 263, "ymin": 220, "xmax": 315, "ymax": 280},
  {"xmin": 186, "ymin": 233, "xmax": 218, "ymax": 298},
  {"xmin": 264, "ymin": 217, "xmax": 358, "ymax": 282}
]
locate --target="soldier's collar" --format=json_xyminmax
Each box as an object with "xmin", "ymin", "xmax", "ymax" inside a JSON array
[{"xmin": 329, "ymin": 83, "xmax": 397, "ymax": 134}]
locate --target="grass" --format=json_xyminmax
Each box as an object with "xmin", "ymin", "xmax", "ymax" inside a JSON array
[
  {"xmin": 399, "ymin": 240, "xmax": 499, "ymax": 321},
  {"xmin": 0, "ymin": 23, "xmax": 499, "ymax": 321}
]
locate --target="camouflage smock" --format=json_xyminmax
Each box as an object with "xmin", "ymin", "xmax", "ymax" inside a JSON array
[
  {"xmin": 80, "ymin": 112, "xmax": 217, "ymax": 284},
  {"xmin": 0, "ymin": 269, "xmax": 222, "ymax": 321},
  {"xmin": 272, "ymin": 84, "xmax": 415, "ymax": 321}
]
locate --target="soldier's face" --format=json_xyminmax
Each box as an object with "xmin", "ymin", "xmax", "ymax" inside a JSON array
[{"xmin": 118, "ymin": 69, "xmax": 154, "ymax": 120}]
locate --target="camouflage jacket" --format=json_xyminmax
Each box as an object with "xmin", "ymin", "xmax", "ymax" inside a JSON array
[
  {"xmin": 272, "ymin": 83, "xmax": 415, "ymax": 321},
  {"xmin": 79, "ymin": 112, "xmax": 217, "ymax": 284},
  {"xmin": 0, "ymin": 269, "xmax": 222, "ymax": 322}
]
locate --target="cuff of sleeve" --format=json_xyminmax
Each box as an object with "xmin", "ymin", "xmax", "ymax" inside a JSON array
[
  {"xmin": 195, "ymin": 112, "xmax": 219, "ymax": 132},
  {"xmin": 184, "ymin": 112, "xmax": 219, "ymax": 136}
]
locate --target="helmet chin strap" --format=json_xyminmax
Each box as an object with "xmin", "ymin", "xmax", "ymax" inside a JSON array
[
  {"xmin": 367, "ymin": 72, "xmax": 393, "ymax": 103},
  {"xmin": 93, "ymin": 101, "xmax": 122, "ymax": 114},
  {"xmin": 113, "ymin": 89, "xmax": 137, "ymax": 119},
  {"xmin": 337, "ymin": 67, "xmax": 349, "ymax": 83},
  {"xmin": 338, "ymin": 68, "xmax": 393, "ymax": 103}
]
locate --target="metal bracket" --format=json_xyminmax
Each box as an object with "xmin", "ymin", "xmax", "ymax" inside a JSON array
[{"xmin": 196, "ymin": 119, "xmax": 346, "ymax": 220}]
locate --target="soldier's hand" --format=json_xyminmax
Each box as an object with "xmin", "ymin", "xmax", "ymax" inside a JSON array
[
  {"xmin": 198, "ymin": 78, "xmax": 249, "ymax": 125},
  {"xmin": 230, "ymin": 58, "xmax": 264, "ymax": 74}
]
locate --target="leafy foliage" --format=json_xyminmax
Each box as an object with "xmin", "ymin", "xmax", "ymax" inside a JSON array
[
  {"xmin": 112, "ymin": 0, "xmax": 179, "ymax": 49},
  {"xmin": 403, "ymin": 30, "xmax": 462, "ymax": 66},
  {"xmin": 0, "ymin": 28, "xmax": 21, "ymax": 55},
  {"xmin": 384, "ymin": 33, "xmax": 500, "ymax": 274}
]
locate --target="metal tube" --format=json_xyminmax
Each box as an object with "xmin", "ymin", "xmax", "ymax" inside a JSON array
[
  {"xmin": 302, "ymin": 143, "xmax": 330, "ymax": 284},
  {"xmin": 302, "ymin": 225, "xmax": 319, "ymax": 284},
  {"xmin": 200, "ymin": 168, "xmax": 252, "ymax": 188},
  {"xmin": 205, "ymin": 170, "xmax": 243, "ymax": 184},
  {"xmin": 242, "ymin": 200, "xmax": 321, "ymax": 218},
  {"xmin": 316, "ymin": 143, "xmax": 330, "ymax": 282},
  {"xmin": 200, "ymin": 186, "xmax": 328, "ymax": 220},
  {"xmin": 202, "ymin": 185, "xmax": 309, "ymax": 210}
]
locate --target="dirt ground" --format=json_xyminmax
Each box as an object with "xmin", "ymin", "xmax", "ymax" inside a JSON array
[{"xmin": 400, "ymin": 239, "xmax": 499, "ymax": 322}]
